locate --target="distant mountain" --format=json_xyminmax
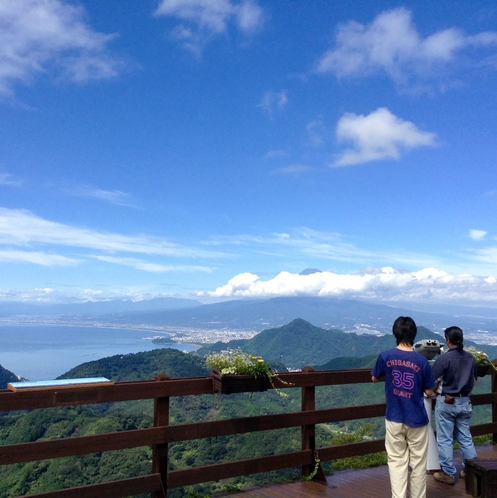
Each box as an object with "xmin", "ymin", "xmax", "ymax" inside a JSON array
[
  {"xmin": 0, "ymin": 365, "xmax": 20, "ymax": 389},
  {"xmin": 3, "ymin": 295, "xmax": 497, "ymax": 346},
  {"xmin": 91, "ymin": 296, "xmax": 441, "ymax": 333},
  {"xmin": 80, "ymin": 296, "xmax": 497, "ymax": 341},
  {"xmin": 299, "ymin": 268, "xmax": 322, "ymax": 275},
  {"xmin": 0, "ymin": 297, "xmax": 202, "ymax": 317}
]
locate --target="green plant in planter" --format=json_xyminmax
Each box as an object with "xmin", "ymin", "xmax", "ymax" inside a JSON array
[
  {"xmin": 206, "ymin": 350, "xmax": 274, "ymax": 377},
  {"xmin": 206, "ymin": 349, "xmax": 292, "ymax": 396},
  {"xmin": 465, "ymin": 346, "xmax": 497, "ymax": 371}
]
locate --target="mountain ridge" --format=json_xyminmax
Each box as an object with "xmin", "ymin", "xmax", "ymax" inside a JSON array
[
  {"xmin": 197, "ymin": 318, "xmax": 497, "ymax": 369},
  {"xmin": 2, "ymin": 296, "xmax": 497, "ymax": 342}
]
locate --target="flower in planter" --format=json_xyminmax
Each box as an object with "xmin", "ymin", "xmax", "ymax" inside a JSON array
[
  {"xmin": 206, "ymin": 349, "xmax": 292, "ymax": 396},
  {"xmin": 465, "ymin": 346, "xmax": 497, "ymax": 371},
  {"xmin": 206, "ymin": 349, "xmax": 275, "ymax": 378}
]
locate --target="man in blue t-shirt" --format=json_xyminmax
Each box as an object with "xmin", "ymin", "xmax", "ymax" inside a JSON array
[{"xmin": 372, "ymin": 316, "xmax": 435, "ymax": 498}]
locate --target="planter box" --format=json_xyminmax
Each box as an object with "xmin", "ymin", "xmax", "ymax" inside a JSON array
[
  {"xmin": 211, "ymin": 369, "xmax": 273, "ymax": 394},
  {"xmin": 477, "ymin": 365, "xmax": 490, "ymax": 377}
]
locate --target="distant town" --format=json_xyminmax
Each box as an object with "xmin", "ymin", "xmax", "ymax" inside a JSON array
[{"xmin": 0, "ymin": 316, "xmax": 259, "ymax": 346}]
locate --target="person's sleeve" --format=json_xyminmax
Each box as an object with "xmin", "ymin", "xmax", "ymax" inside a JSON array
[
  {"xmin": 423, "ymin": 361, "xmax": 436, "ymax": 390},
  {"xmin": 431, "ymin": 356, "xmax": 443, "ymax": 380},
  {"xmin": 471, "ymin": 357, "xmax": 478, "ymax": 380},
  {"xmin": 371, "ymin": 355, "xmax": 384, "ymax": 379}
]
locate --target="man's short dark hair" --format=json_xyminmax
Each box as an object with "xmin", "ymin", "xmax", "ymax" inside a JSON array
[
  {"xmin": 444, "ymin": 326, "xmax": 464, "ymax": 349},
  {"xmin": 392, "ymin": 316, "xmax": 417, "ymax": 346}
]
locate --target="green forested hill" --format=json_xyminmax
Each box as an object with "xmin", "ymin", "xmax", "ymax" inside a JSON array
[
  {"xmin": 0, "ymin": 365, "xmax": 19, "ymax": 390},
  {"xmin": 315, "ymin": 354, "xmax": 379, "ymax": 370},
  {"xmin": 197, "ymin": 319, "xmax": 445, "ymax": 368},
  {"xmin": 58, "ymin": 348, "xmax": 210, "ymax": 381}
]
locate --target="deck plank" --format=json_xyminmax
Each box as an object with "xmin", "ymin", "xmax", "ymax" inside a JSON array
[{"xmin": 217, "ymin": 444, "xmax": 497, "ymax": 498}]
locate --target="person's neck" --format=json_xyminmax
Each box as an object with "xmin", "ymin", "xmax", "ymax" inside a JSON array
[{"xmin": 397, "ymin": 343, "xmax": 413, "ymax": 351}]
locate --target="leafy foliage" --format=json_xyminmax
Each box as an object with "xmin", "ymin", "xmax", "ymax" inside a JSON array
[
  {"xmin": 465, "ymin": 346, "xmax": 497, "ymax": 370},
  {"xmin": 329, "ymin": 424, "xmax": 387, "ymax": 471}
]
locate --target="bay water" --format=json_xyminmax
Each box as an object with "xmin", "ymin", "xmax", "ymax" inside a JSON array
[{"xmin": 0, "ymin": 323, "xmax": 198, "ymax": 381}]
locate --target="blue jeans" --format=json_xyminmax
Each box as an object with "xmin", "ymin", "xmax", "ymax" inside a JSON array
[{"xmin": 435, "ymin": 396, "xmax": 477, "ymax": 476}]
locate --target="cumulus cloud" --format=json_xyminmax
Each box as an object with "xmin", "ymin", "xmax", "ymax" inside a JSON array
[
  {"xmin": 0, "ymin": 0, "xmax": 123, "ymax": 96},
  {"xmin": 469, "ymin": 229, "xmax": 487, "ymax": 241},
  {"xmin": 155, "ymin": 0, "xmax": 264, "ymax": 53},
  {"xmin": 316, "ymin": 7, "xmax": 497, "ymax": 88},
  {"xmin": 200, "ymin": 267, "xmax": 497, "ymax": 304},
  {"xmin": 0, "ymin": 207, "xmax": 225, "ymax": 268},
  {"xmin": 333, "ymin": 107, "xmax": 437, "ymax": 166}
]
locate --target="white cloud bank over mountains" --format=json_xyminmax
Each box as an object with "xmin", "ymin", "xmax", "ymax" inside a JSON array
[{"xmin": 200, "ymin": 267, "xmax": 497, "ymax": 305}]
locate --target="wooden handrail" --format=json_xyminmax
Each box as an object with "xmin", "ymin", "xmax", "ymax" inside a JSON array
[
  {"xmin": 14, "ymin": 474, "xmax": 166, "ymax": 498},
  {"xmin": 1, "ymin": 367, "xmax": 496, "ymax": 497}
]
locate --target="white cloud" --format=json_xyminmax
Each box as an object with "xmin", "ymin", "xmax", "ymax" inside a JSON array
[
  {"xmin": 155, "ymin": 0, "xmax": 264, "ymax": 53},
  {"xmin": 306, "ymin": 119, "xmax": 326, "ymax": 147},
  {"xmin": 258, "ymin": 90, "xmax": 288, "ymax": 115},
  {"xmin": 0, "ymin": 207, "xmax": 225, "ymax": 259},
  {"xmin": 0, "ymin": 249, "xmax": 77, "ymax": 266},
  {"xmin": 265, "ymin": 150, "xmax": 290, "ymax": 158},
  {"xmin": 201, "ymin": 267, "xmax": 497, "ymax": 304},
  {"xmin": 65, "ymin": 186, "xmax": 137, "ymax": 207},
  {"xmin": 468, "ymin": 246, "xmax": 497, "ymax": 264},
  {"xmin": 204, "ymin": 227, "xmax": 448, "ymax": 272},
  {"xmin": 0, "ymin": 0, "xmax": 123, "ymax": 96},
  {"xmin": 92, "ymin": 255, "xmax": 212, "ymax": 274},
  {"xmin": 333, "ymin": 107, "xmax": 437, "ymax": 166},
  {"xmin": 316, "ymin": 7, "xmax": 497, "ymax": 87},
  {"xmin": 271, "ymin": 164, "xmax": 312, "ymax": 176},
  {"xmin": 469, "ymin": 229, "xmax": 487, "ymax": 241},
  {"xmin": 0, "ymin": 173, "xmax": 22, "ymax": 186}
]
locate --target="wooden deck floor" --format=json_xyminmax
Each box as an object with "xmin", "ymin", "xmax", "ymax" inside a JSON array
[{"xmin": 217, "ymin": 444, "xmax": 497, "ymax": 498}]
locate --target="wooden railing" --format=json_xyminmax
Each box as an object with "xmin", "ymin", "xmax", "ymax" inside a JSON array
[{"xmin": 1, "ymin": 366, "xmax": 496, "ymax": 497}]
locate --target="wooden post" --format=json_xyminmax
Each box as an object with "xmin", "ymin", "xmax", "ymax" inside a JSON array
[
  {"xmin": 152, "ymin": 374, "xmax": 170, "ymax": 498},
  {"xmin": 301, "ymin": 366, "xmax": 327, "ymax": 483}
]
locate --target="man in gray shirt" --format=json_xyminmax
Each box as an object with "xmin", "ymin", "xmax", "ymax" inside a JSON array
[{"xmin": 431, "ymin": 326, "xmax": 477, "ymax": 484}]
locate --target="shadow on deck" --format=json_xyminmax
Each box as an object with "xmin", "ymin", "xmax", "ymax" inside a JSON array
[{"xmin": 218, "ymin": 444, "xmax": 497, "ymax": 498}]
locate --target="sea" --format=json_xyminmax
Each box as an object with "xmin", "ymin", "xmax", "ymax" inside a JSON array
[{"xmin": 0, "ymin": 323, "xmax": 199, "ymax": 381}]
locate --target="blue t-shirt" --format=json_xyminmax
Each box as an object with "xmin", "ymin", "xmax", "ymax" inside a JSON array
[{"xmin": 372, "ymin": 348, "xmax": 435, "ymax": 427}]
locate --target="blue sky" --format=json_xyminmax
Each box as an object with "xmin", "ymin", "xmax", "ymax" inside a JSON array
[{"xmin": 1, "ymin": 0, "xmax": 497, "ymax": 306}]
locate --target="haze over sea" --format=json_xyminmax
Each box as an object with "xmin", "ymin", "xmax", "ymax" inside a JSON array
[{"xmin": 0, "ymin": 324, "xmax": 198, "ymax": 381}]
